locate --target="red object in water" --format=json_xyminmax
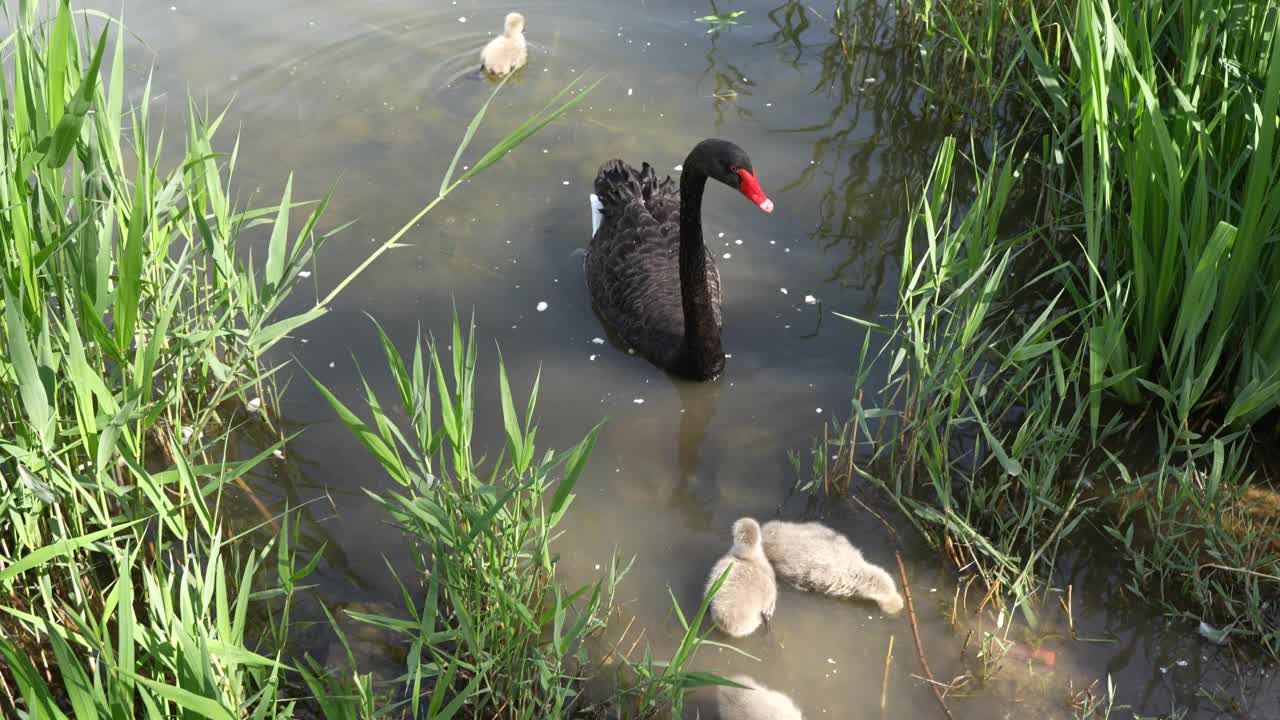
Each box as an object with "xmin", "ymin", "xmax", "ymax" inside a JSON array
[{"xmin": 1006, "ymin": 644, "xmax": 1057, "ymax": 667}]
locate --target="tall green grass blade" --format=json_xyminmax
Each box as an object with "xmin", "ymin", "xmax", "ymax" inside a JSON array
[
  {"xmin": 264, "ymin": 174, "xmax": 292, "ymax": 298},
  {"xmin": 45, "ymin": 0, "xmax": 71, "ymax": 131},
  {"xmin": 125, "ymin": 673, "xmax": 236, "ymax": 720},
  {"xmin": 5, "ymin": 283, "xmax": 53, "ymax": 445},
  {"xmin": 440, "ymin": 73, "xmax": 511, "ymax": 196},
  {"xmin": 0, "ymin": 637, "xmax": 71, "ymax": 720},
  {"xmin": 45, "ymin": 23, "xmax": 109, "ymax": 168},
  {"xmin": 461, "ymin": 77, "xmax": 603, "ymax": 182},
  {"xmin": 0, "ymin": 517, "xmax": 147, "ymax": 584},
  {"xmin": 113, "ymin": 151, "xmax": 147, "ymax": 349}
]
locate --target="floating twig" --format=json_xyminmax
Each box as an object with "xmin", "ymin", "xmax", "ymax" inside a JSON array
[
  {"xmin": 880, "ymin": 634, "xmax": 895, "ymax": 712},
  {"xmin": 896, "ymin": 552, "xmax": 954, "ymax": 720}
]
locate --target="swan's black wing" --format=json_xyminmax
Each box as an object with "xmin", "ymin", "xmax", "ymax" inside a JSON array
[{"xmin": 585, "ymin": 160, "xmax": 721, "ymax": 370}]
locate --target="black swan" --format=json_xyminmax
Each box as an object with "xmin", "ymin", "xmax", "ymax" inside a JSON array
[{"xmin": 584, "ymin": 139, "xmax": 773, "ymax": 380}]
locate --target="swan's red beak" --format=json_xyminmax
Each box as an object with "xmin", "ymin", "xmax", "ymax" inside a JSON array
[{"xmin": 735, "ymin": 168, "xmax": 774, "ymax": 213}]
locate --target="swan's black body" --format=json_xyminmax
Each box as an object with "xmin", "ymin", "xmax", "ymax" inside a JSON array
[{"xmin": 584, "ymin": 139, "xmax": 767, "ymax": 380}]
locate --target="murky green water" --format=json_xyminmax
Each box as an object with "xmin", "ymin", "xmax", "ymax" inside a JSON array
[{"xmin": 95, "ymin": 0, "xmax": 1276, "ymax": 716}]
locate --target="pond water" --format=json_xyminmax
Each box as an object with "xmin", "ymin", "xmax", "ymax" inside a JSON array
[{"xmin": 96, "ymin": 0, "xmax": 1276, "ymax": 716}]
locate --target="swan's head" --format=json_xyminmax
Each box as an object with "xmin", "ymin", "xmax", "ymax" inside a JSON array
[
  {"xmin": 731, "ymin": 518, "xmax": 763, "ymax": 557},
  {"xmin": 688, "ymin": 139, "xmax": 774, "ymax": 214},
  {"xmin": 504, "ymin": 12, "xmax": 525, "ymax": 36}
]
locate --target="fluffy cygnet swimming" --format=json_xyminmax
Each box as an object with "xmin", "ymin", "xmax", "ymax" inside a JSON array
[
  {"xmin": 716, "ymin": 674, "xmax": 803, "ymax": 720},
  {"xmin": 705, "ymin": 518, "xmax": 777, "ymax": 637},
  {"xmin": 761, "ymin": 520, "xmax": 904, "ymax": 615},
  {"xmin": 480, "ymin": 12, "xmax": 528, "ymax": 77}
]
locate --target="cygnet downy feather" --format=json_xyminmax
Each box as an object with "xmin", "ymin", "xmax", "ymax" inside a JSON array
[
  {"xmin": 761, "ymin": 520, "xmax": 904, "ymax": 615},
  {"xmin": 716, "ymin": 674, "xmax": 803, "ymax": 720},
  {"xmin": 705, "ymin": 518, "xmax": 777, "ymax": 637},
  {"xmin": 480, "ymin": 12, "xmax": 528, "ymax": 77}
]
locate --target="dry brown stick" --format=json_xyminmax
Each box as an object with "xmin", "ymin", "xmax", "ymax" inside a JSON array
[{"xmin": 896, "ymin": 552, "xmax": 955, "ymax": 720}]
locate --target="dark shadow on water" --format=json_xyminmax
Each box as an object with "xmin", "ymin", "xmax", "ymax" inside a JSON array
[{"xmin": 671, "ymin": 376, "xmax": 725, "ymax": 533}]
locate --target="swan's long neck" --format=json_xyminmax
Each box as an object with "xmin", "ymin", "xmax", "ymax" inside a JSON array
[{"xmin": 678, "ymin": 166, "xmax": 723, "ymax": 378}]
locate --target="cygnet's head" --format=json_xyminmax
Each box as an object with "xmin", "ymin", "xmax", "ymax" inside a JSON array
[
  {"xmin": 879, "ymin": 591, "xmax": 905, "ymax": 615},
  {"xmin": 504, "ymin": 12, "xmax": 525, "ymax": 36},
  {"xmin": 731, "ymin": 518, "xmax": 763, "ymax": 557}
]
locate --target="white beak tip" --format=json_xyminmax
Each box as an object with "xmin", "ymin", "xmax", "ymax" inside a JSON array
[{"xmin": 758, "ymin": 198, "xmax": 775, "ymax": 213}]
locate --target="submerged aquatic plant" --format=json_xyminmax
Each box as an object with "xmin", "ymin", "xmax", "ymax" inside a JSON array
[{"xmin": 695, "ymin": 10, "xmax": 748, "ymax": 34}]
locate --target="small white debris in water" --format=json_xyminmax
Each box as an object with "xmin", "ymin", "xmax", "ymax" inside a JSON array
[
  {"xmin": 804, "ymin": 294, "xmax": 817, "ymax": 304},
  {"xmin": 627, "ymin": 88, "xmax": 633, "ymax": 96},
  {"xmin": 591, "ymin": 337, "xmax": 605, "ymax": 345},
  {"xmin": 542, "ymin": 148, "xmax": 549, "ymax": 153},
  {"xmin": 784, "ymin": 248, "xmax": 791, "ymax": 253},
  {"xmin": 674, "ymin": 164, "xmax": 683, "ymax": 171},
  {"xmin": 299, "ymin": 270, "xmax": 312, "ymax": 278},
  {"xmin": 780, "ymin": 287, "xmax": 789, "ymax": 294},
  {"xmin": 536, "ymin": 301, "xmax": 549, "ymax": 312},
  {"xmin": 1159, "ymin": 667, "xmax": 1168, "ymax": 674},
  {"xmin": 722, "ymin": 253, "xmax": 732, "ymax": 259},
  {"xmin": 633, "ymin": 398, "xmax": 645, "ymax": 404},
  {"xmin": 627, "ymin": 348, "xmax": 635, "ymax": 355},
  {"xmin": 301, "ymin": 338, "xmax": 309, "ymax": 343},
  {"xmin": 329, "ymin": 361, "xmax": 336, "ymax": 368},
  {"xmin": 865, "ymin": 77, "xmax": 876, "ymax": 83},
  {"xmin": 1175, "ymin": 660, "xmax": 1188, "ymax": 667},
  {"xmin": 273, "ymin": 449, "xmax": 285, "ymax": 460},
  {"xmin": 770, "ymin": 240, "xmax": 776, "ymax": 245},
  {"xmin": 826, "ymin": 658, "xmax": 836, "ymax": 664},
  {"xmin": 246, "ymin": 397, "xmax": 262, "ymax": 413},
  {"xmin": 816, "ymin": 407, "xmax": 823, "ymax": 413},
  {"xmin": 725, "ymin": 353, "xmax": 733, "ymax": 358},
  {"xmin": 595, "ymin": 564, "xmax": 601, "ymax": 570},
  {"xmin": 589, "ymin": 354, "xmax": 597, "ymax": 361},
  {"xmin": 930, "ymin": 588, "xmax": 937, "ymax": 592},
  {"xmin": 562, "ymin": 180, "xmax": 570, "ymax": 185},
  {"xmin": 458, "ymin": 16, "xmax": 467, "ymax": 22},
  {"xmin": 734, "ymin": 239, "xmax": 743, "ymax": 245},
  {"xmin": 718, "ymin": 232, "xmax": 725, "ymax": 238},
  {"xmin": 170, "ymin": 4, "xmax": 176, "ymax": 9}
]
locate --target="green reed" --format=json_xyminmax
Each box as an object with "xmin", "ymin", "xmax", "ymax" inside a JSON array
[
  {"xmin": 309, "ymin": 313, "xmax": 729, "ymax": 718},
  {"xmin": 0, "ymin": 0, "xmax": 597, "ymax": 714},
  {"xmin": 911, "ymin": 0, "xmax": 1280, "ymax": 430},
  {"xmin": 837, "ymin": 0, "xmax": 1280, "ymax": 659}
]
